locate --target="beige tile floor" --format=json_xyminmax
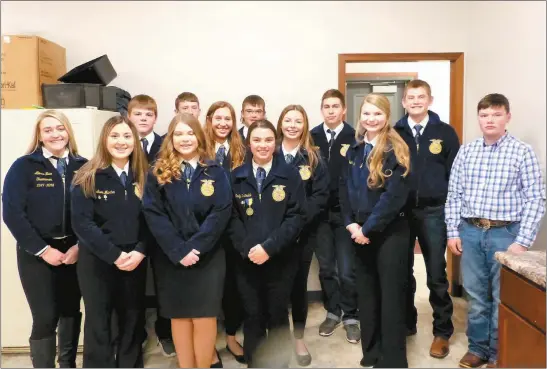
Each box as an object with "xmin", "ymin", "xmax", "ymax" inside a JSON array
[{"xmin": 1, "ymin": 254, "xmax": 469, "ymax": 368}]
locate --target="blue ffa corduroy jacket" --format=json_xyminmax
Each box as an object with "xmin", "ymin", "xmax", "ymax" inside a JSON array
[
  {"xmin": 2, "ymin": 148, "xmax": 87, "ymax": 254},
  {"xmin": 278, "ymin": 147, "xmax": 330, "ymax": 225},
  {"xmin": 310, "ymin": 122, "xmax": 356, "ymax": 212},
  {"xmin": 228, "ymin": 153, "xmax": 306, "ymax": 259},
  {"xmin": 394, "ymin": 111, "xmax": 460, "ymax": 208},
  {"xmin": 71, "ymin": 165, "xmax": 149, "ymax": 264},
  {"xmin": 142, "ymin": 160, "xmax": 232, "ymax": 265},
  {"xmin": 339, "ymin": 142, "xmax": 410, "ymax": 236}
]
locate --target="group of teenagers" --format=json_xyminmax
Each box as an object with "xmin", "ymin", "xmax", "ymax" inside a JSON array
[{"xmin": 3, "ymin": 78, "xmax": 545, "ymax": 369}]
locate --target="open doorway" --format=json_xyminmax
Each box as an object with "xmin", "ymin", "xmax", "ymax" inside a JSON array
[
  {"xmin": 338, "ymin": 52, "xmax": 464, "ymax": 297},
  {"xmin": 346, "ymin": 72, "xmax": 418, "ymax": 127}
]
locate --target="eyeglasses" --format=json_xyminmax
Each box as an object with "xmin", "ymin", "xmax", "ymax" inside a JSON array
[{"xmin": 244, "ymin": 109, "xmax": 264, "ymax": 115}]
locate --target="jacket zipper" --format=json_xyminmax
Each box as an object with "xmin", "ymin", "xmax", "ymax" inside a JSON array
[{"xmin": 62, "ymin": 175, "xmax": 66, "ymax": 235}]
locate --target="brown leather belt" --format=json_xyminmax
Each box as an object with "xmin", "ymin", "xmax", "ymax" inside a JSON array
[{"xmin": 467, "ymin": 218, "xmax": 513, "ymax": 230}]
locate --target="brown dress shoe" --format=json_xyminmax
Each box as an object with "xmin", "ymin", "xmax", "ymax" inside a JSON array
[
  {"xmin": 430, "ymin": 337, "xmax": 450, "ymax": 358},
  {"xmin": 459, "ymin": 352, "xmax": 488, "ymax": 368},
  {"xmin": 486, "ymin": 361, "xmax": 497, "ymax": 368}
]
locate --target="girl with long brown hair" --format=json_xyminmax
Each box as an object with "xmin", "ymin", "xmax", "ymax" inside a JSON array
[
  {"xmin": 2, "ymin": 110, "xmax": 87, "ymax": 368},
  {"xmin": 204, "ymin": 101, "xmax": 247, "ymax": 366},
  {"xmin": 142, "ymin": 113, "xmax": 232, "ymax": 368},
  {"xmin": 276, "ymin": 105, "xmax": 330, "ymax": 366},
  {"xmin": 71, "ymin": 115, "xmax": 149, "ymax": 368},
  {"xmin": 339, "ymin": 93, "xmax": 411, "ymax": 368}
]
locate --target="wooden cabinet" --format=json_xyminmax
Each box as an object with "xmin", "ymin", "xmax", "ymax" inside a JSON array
[{"xmin": 498, "ymin": 266, "xmax": 546, "ymax": 368}]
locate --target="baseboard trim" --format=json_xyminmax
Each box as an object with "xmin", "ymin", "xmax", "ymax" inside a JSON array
[{"xmin": 1, "ymin": 346, "xmax": 84, "ymax": 354}]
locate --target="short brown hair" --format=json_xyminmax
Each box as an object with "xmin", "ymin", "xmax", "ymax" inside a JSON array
[
  {"xmin": 403, "ymin": 79, "xmax": 432, "ymax": 98},
  {"xmin": 321, "ymin": 89, "xmax": 345, "ymax": 108},
  {"xmin": 128, "ymin": 94, "xmax": 157, "ymax": 116},
  {"xmin": 175, "ymin": 92, "xmax": 200, "ymax": 110},
  {"xmin": 241, "ymin": 95, "xmax": 265, "ymax": 110},
  {"xmin": 477, "ymin": 93, "xmax": 510, "ymax": 113}
]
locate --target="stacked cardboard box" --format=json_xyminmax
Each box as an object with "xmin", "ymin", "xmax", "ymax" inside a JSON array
[{"xmin": 1, "ymin": 35, "xmax": 66, "ymax": 109}]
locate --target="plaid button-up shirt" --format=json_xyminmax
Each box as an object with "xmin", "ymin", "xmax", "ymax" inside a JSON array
[{"xmin": 445, "ymin": 132, "xmax": 546, "ymax": 247}]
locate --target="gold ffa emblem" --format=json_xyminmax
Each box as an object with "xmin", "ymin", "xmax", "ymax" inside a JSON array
[
  {"xmin": 272, "ymin": 185, "xmax": 286, "ymax": 202},
  {"xmin": 429, "ymin": 139, "xmax": 443, "ymax": 155},
  {"xmin": 340, "ymin": 144, "xmax": 350, "ymax": 157},
  {"xmin": 299, "ymin": 165, "xmax": 311, "ymax": 180},
  {"xmin": 200, "ymin": 180, "xmax": 215, "ymax": 197}
]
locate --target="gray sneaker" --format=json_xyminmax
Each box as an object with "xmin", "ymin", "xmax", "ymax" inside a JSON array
[
  {"xmin": 345, "ymin": 324, "xmax": 361, "ymax": 343},
  {"xmin": 319, "ymin": 317, "xmax": 341, "ymax": 336},
  {"xmin": 158, "ymin": 338, "xmax": 176, "ymax": 357}
]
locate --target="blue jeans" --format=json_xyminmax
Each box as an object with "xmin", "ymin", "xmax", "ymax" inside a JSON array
[{"xmin": 460, "ymin": 220, "xmax": 520, "ymax": 362}]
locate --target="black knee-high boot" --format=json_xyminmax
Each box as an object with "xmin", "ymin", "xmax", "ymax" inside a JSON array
[
  {"xmin": 57, "ymin": 313, "xmax": 82, "ymax": 368},
  {"xmin": 29, "ymin": 336, "xmax": 56, "ymax": 368}
]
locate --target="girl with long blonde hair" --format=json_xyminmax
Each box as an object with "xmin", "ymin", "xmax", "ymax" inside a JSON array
[
  {"xmin": 143, "ymin": 113, "xmax": 232, "ymax": 368},
  {"xmin": 340, "ymin": 93, "xmax": 411, "ymax": 368},
  {"xmin": 276, "ymin": 104, "xmax": 330, "ymax": 366},
  {"xmin": 2, "ymin": 110, "xmax": 87, "ymax": 368},
  {"xmin": 71, "ymin": 115, "xmax": 149, "ymax": 368}
]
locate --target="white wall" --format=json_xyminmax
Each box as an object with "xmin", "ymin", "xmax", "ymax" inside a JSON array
[
  {"xmin": 0, "ymin": 1, "xmax": 470, "ymax": 134},
  {"xmin": 465, "ymin": 1, "xmax": 547, "ymax": 249},
  {"xmin": 346, "ymin": 61, "xmax": 451, "ymax": 122},
  {"xmin": 1, "ymin": 1, "xmax": 545, "ymax": 241}
]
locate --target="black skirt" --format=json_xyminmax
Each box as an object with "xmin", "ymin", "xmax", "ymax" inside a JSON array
[{"xmin": 151, "ymin": 244, "xmax": 226, "ymax": 318}]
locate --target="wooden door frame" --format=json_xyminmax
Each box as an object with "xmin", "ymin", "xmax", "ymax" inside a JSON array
[{"xmin": 338, "ymin": 52, "xmax": 464, "ymax": 297}]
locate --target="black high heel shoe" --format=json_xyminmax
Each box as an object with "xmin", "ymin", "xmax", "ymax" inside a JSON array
[
  {"xmin": 210, "ymin": 349, "xmax": 223, "ymax": 368},
  {"xmin": 226, "ymin": 343, "xmax": 246, "ymax": 364}
]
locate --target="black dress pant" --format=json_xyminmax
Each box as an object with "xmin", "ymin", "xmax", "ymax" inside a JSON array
[
  {"xmin": 406, "ymin": 205, "xmax": 454, "ymax": 338},
  {"xmin": 289, "ymin": 229, "xmax": 316, "ymax": 339},
  {"xmin": 17, "ymin": 236, "xmax": 81, "ymax": 340},
  {"xmin": 78, "ymin": 245, "xmax": 146, "ymax": 368},
  {"xmin": 356, "ymin": 216, "xmax": 410, "ymax": 368},
  {"xmin": 149, "ymin": 255, "xmax": 172, "ymax": 340},
  {"xmin": 237, "ymin": 252, "xmax": 297, "ymax": 368},
  {"xmin": 222, "ymin": 243, "xmax": 245, "ymax": 336}
]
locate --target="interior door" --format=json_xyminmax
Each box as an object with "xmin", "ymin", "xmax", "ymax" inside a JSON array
[{"xmin": 346, "ymin": 80, "xmax": 408, "ymax": 127}]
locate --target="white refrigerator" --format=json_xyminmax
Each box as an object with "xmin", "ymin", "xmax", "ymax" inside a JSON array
[{"xmin": 1, "ymin": 108, "xmax": 119, "ymax": 350}]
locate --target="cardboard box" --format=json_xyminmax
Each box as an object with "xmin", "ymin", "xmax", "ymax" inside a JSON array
[{"xmin": 1, "ymin": 35, "xmax": 66, "ymax": 109}]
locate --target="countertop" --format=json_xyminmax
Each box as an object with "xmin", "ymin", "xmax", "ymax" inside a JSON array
[{"xmin": 495, "ymin": 250, "xmax": 546, "ymax": 288}]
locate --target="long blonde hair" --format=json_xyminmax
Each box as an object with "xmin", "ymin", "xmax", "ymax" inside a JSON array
[
  {"xmin": 72, "ymin": 116, "xmax": 148, "ymax": 198},
  {"xmin": 276, "ymin": 105, "xmax": 320, "ymax": 173},
  {"xmin": 356, "ymin": 94, "xmax": 410, "ymax": 189},
  {"xmin": 204, "ymin": 101, "xmax": 245, "ymax": 170},
  {"xmin": 153, "ymin": 113, "xmax": 209, "ymax": 185},
  {"xmin": 26, "ymin": 110, "xmax": 79, "ymax": 156}
]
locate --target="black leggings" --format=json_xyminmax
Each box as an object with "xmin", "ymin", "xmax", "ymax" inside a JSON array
[
  {"xmin": 290, "ymin": 231, "xmax": 316, "ymax": 339},
  {"xmin": 17, "ymin": 236, "xmax": 81, "ymax": 340}
]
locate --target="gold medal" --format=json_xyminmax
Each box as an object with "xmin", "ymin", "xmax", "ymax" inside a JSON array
[
  {"xmin": 272, "ymin": 185, "xmax": 286, "ymax": 202},
  {"xmin": 299, "ymin": 165, "xmax": 311, "ymax": 180},
  {"xmin": 200, "ymin": 179, "xmax": 215, "ymax": 197},
  {"xmin": 340, "ymin": 144, "xmax": 350, "ymax": 157},
  {"xmin": 246, "ymin": 208, "xmax": 254, "ymax": 216},
  {"xmin": 429, "ymin": 139, "xmax": 443, "ymax": 155}
]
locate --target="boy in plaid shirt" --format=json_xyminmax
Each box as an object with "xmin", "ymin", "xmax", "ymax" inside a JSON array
[{"xmin": 445, "ymin": 93, "xmax": 546, "ymax": 368}]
